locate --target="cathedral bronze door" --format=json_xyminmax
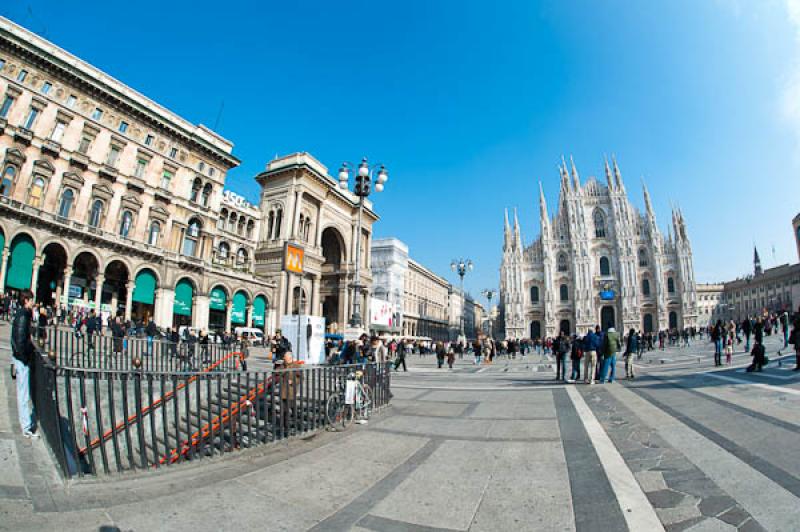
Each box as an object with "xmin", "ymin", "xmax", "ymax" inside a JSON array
[
  {"xmin": 530, "ymin": 321, "xmax": 541, "ymax": 339},
  {"xmin": 601, "ymin": 306, "xmax": 615, "ymax": 331}
]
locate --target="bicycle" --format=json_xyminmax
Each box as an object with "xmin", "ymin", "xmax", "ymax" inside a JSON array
[{"xmin": 325, "ymin": 369, "xmax": 372, "ymax": 430}]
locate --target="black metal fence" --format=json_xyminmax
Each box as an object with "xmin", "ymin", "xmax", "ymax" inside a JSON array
[
  {"xmin": 31, "ymin": 351, "xmax": 391, "ymax": 478},
  {"xmin": 43, "ymin": 326, "xmax": 242, "ymax": 372}
]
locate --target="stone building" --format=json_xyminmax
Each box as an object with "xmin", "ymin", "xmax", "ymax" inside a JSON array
[
  {"xmin": 500, "ymin": 157, "xmax": 698, "ymax": 339},
  {"xmin": 370, "ymin": 237, "xmax": 408, "ymax": 335},
  {"xmin": 696, "ymin": 283, "xmax": 725, "ymax": 326},
  {"xmin": 403, "ymin": 258, "xmax": 450, "ymax": 340}
]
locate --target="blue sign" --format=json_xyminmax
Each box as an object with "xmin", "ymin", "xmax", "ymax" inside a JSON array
[
  {"xmin": 599, "ymin": 290, "xmax": 615, "ymax": 301},
  {"xmin": 68, "ymin": 285, "xmax": 82, "ymax": 299}
]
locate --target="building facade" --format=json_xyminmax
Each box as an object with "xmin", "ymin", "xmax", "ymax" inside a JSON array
[
  {"xmin": 370, "ymin": 237, "xmax": 408, "ymax": 335},
  {"xmin": 500, "ymin": 157, "xmax": 698, "ymax": 339},
  {"xmin": 403, "ymin": 258, "xmax": 450, "ymax": 340},
  {"xmin": 696, "ymin": 283, "xmax": 725, "ymax": 326}
]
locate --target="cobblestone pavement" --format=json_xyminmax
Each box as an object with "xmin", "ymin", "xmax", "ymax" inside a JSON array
[{"xmin": 0, "ymin": 327, "xmax": 798, "ymax": 531}]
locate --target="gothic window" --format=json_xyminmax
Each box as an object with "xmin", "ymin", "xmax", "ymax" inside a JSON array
[
  {"xmin": 119, "ymin": 210, "xmax": 133, "ymax": 237},
  {"xmin": 667, "ymin": 276, "xmax": 675, "ymax": 294},
  {"xmin": 557, "ymin": 253, "xmax": 568, "ymax": 272},
  {"xmin": 530, "ymin": 286, "xmax": 539, "ymax": 303},
  {"xmin": 29, "ymin": 177, "xmax": 46, "ymax": 208},
  {"xmin": 599, "ymin": 256, "xmax": 611, "ymax": 276},
  {"xmin": 638, "ymin": 248, "xmax": 648, "ymax": 267},
  {"xmin": 201, "ymin": 183, "xmax": 212, "ymax": 207},
  {"xmin": 58, "ymin": 188, "xmax": 74, "ymax": 218},
  {"xmin": 183, "ymin": 218, "xmax": 202, "ymax": 257},
  {"xmin": 1, "ymin": 166, "xmax": 15, "ymax": 196},
  {"xmin": 641, "ymin": 278, "xmax": 651, "ymax": 296},
  {"xmin": 148, "ymin": 221, "xmax": 161, "ymax": 246},
  {"xmin": 88, "ymin": 199, "xmax": 104, "ymax": 228},
  {"xmin": 190, "ymin": 178, "xmax": 202, "ymax": 203},
  {"xmin": 559, "ymin": 284, "xmax": 569, "ymax": 301},
  {"xmin": 593, "ymin": 209, "xmax": 606, "ymax": 238}
]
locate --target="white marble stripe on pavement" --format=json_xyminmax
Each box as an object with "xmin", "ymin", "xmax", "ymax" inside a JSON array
[
  {"xmin": 704, "ymin": 373, "xmax": 800, "ymax": 395},
  {"xmin": 565, "ymin": 385, "xmax": 665, "ymax": 532}
]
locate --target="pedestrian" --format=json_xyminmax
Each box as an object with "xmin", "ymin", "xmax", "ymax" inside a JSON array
[
  {"xmin": 724, "ymin": 331, "xmax": 734, "ymax": 365},
  {"xmin": 111, "ymin": 316, "xmax": 125, "ymax": 357},
  {"xmin": 711, "ymin": 319, "xmax": 724, "ymax": 367},
  {"xmin": 569, "ymin": 335, "xmax": 582, "ymax": 382},
  {"xmin": 554, "ymin": 331, "xmax": 570, "ymax": 381},
  {"xmin": 789, "ymin": 306, "xmax": 800, "ymax": 371},
  {"xmin": 623, "ymin": 328, "xmax": 637, "ymax": 379},
  {"xmin": 144, "ymin": 315, "xmax": 157, "ymax": 357},
  {"xmin": 11, "ymin": 291, "xmax": 39, "ymax": 439},
  {"xmin": 746, "ymin": 339, "xmax": 767, "ymax": 372},
  {"xmin": 600, "ymin": 326, "xmax": 621, "ymax": 383},
  {"xmin": 435, "ymin": 341, "xmax": 446, "ymax": 369},
  {"xmin": 279, "ymin": 349, "xmax": 302, "ymax": 437},
  {"xmin": 583, "ymin": 327, "xmax": 599, "ymax": 384},
  {"xmin": 473, "ymin": 337, "xmax": 482, "ymax": 365},
  {"xmin": 393, "ymin": 340, "xmax": 408, "ymax": 372},
  {"xmin": 199, "ymin": 329, "xmax": 210, "ymax": 364}
]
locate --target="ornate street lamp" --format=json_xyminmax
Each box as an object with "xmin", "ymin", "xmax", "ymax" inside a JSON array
[
  {"xmin": 450, "ymin": 258, "xmax": 473, "ymax": 338},
  {"xmin": 481, "ymin": 288, "xmax": 496, "ymax": 339},
  {"xmin": 338, "ymin": 158, "xmax": 389, "ymax": 329}
]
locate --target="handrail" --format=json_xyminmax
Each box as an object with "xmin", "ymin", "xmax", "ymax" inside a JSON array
[{"xmin": 78, "ymin": 351, "xmax": 244, "ymax": 455}]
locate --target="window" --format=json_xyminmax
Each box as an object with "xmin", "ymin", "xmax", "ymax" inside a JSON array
[
  {"xmin": 237, "ymin": 217, "xmax": 245, "ymax": 236},
  {"xmin": 218, "ymin": 209, "xmax": 228, "ymax": 230},
  {"xmin": 106, "ymin": 145, "xmax": 121, "ymax": 167},
  {"xmin": 144, "ymin": 134, "xmax": 154, "ymax": 146},
  {"xmin": 29, "ymin": 177, "xmax": 45, "ymax": 208},
  {"xmin": 593, "ymin": 209, "xmax": 606, "ymax": 238},
  {"xmin": 667, "ymin": 277, "xmax": 675, "ymax": 293},
  {"xmin": 91, "ymin": 107, "xmax": 103, "ymax": 120},
  {"xmin": 642, "ymin": 278, "xmax": 651, "ymax": 296},
  {"xmin": 599, "ymin": 256, "xmax": 611, "ymax": 276},
  {"xmin": 119, "ymin": 210, "xmax": 133, "ymax": 237},
  {"xmin": 22, "ymin": 107, "xmax": 40, "ymax": 129},
  {"xmin": 48, "ymin": 120, "xmax": 67, "ymax": 143},
  {"xmin": 0, "ymin": 59, "xmax": 4, "ymax": 70},
  {"xmin": 134, "ymin": 158, "xmax": 147, "ymax": 178},
  {"xmin": 148, "ymin": 221, "xmax": 161, "ymax": 246},
  {"xmin": 17, "ymin": 69, "xmax": 28, "ymax": 82},
  {"xmin": 236, "ymin": 248, "xmax": 247, "ymax": 265},
  {"xmin": 160, "ymin": 170, "xmax": 173, "ymax": 190},
  {"xmin": 530, "ymin": 286, "xmax": 539, "ymax": 303},
  {"xmin": 560, "ymin": 284, "xmax": 569, "ymax": 301},
  {"xmin": 638, "ymin": 248, "xmax": 648, "ymax": 267},
  {"xmin": 58, "ymin": 188, "xmax": 74, "ymax": 218},
  {"xmin": 1, "ymin": 166, "xmax": 15, "ymax": 196},
  {"xmin": 197, "ymin": 161, "xmax": 205, "ymax": 172},
  {"xmin": 183, "ymin": 218, "xmax": 202, "ymax": 257},
  {"xmin": 119, "ymin": 121, "xmax": 129, "ymax": 133},
  {"xmin": 209, "ymin": 167, "xmax": 215, "ymax": 177},
  {"xmin": 201, "ymin": 183, "xmax": 212, "ymax": 207},
  {"xmin": 247, "ymin": 220, "xmax": 255, "ymax": 239},
  {"xmin": 88, "ymin": 199, "xmax": 103, "ymax": 228},
  {"xmin": 169, "ymin": 147, "xmax": 177, "ymax": 159},
  {"xmin": 77, "ymin": 135, "xmax": 93, "ymax": 154},
  {"xmin": 190, "ymin": 178, "xmax": 202, "ymax": 202},
  {"xmin": 41, "ymin": 82, "xmax": 52, "ymax": 95},
  {"xmin": 66, "ymin": 94, "xmax": 77, "ymax": 108},
  {"xmin": 218, "ymin": 242, "xmax": 230, "ymax": 260},
  {"xmin": 0, "ymin": 95, "xmax": 14, "ymax": 118},
  {"xmin": 557, "ymin": 253, "xmax": 568, "ymax": 272}
]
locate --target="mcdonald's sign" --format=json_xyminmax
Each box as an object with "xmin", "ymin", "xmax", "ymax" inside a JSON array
[{"xmin": 284, "ymin": 244, "xmax": 304, "ymax": 274}]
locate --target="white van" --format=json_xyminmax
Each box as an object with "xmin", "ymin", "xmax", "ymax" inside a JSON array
[{"xmin": 234, "ymin": 327, "xmax": 265, "ymax": 346}]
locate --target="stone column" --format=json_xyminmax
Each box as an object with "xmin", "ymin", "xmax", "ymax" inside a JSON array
[
  {"xmin": 311, "ymin": 275, "xmax": 321, "ymax": 316},
  {"xmin": 94, "ymin": 273, "xmax": 104, "ymax": 313},
  {"xmin": 61, "ymin": 266, "xmax": 73, "ymax": 308},
  {"xmin": 125, "ymin": 280, "xmax": 134, "ymax": 322},
  {"xmin": 246, "ymin": 303, "xmax": 254, "ymax": 327},
  {"xmin": 154, "ymin": 287, "xmax": 173, "ymax": 329},
  {"xmin": 0, "ymin": 247, "xmax": 8, "ymax": 294},
  {"xmin": 194, "ymin": 294, "xmax": 210, "ymax": 330},
  {"xmin": 225, "ymin": 300, "xmax": 233, "ymax": 333},
  {"xmin": 30, "ymin": 255, "xmax": 44, "ymax": 297}
]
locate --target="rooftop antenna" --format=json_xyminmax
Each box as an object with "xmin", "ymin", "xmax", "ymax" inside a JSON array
[{"xmin": 213, "ymin": 100, "xmax": 225, "ymax": 130}]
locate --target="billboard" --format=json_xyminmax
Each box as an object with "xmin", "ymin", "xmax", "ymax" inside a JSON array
[
  {"xmin": 280, "ymin": 315, "xmax": 326, "ymax": 364},
  {"xmin": 370, "ymin": 298, "xmax": 394, "ymax": 328}
]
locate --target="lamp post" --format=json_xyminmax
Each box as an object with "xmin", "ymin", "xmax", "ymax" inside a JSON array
[
  {"xmin": 481, "ymin": 288, "xmax": 496, "ymax": 339},
  {"xmin": 450, "ymin": 258, "xmax": 473, "ymax": 339},
  {"xmin": 338, "ymin": 158, "xmax": 388, "ymax": 330}
]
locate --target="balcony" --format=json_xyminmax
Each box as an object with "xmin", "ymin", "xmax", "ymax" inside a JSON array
[
  {"xmin": 155, "ymin": 187, "xmax": 172, "ymax": 203},
  {"xmin": 98, "ymin": 165, "xmax": 118, "ymax": 182},
  {"xmin": 70, "ymin": 152, "xmax": 89, "ymax": 169},
  {"xmin": 13, "ymin": 127, "xmax": 33, "ymax": 145},
  {"xmin": 126, "ymin": 176, "xmax": 146, "ymax": 193},
  {"xmin": 41, "ymin": 139, "xmax": 61, "ymax": 156}
]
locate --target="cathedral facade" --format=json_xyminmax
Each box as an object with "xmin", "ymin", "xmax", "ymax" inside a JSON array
[{"xmin": 499, "ymin": 158, "xmax": 697, "ymax": 339}]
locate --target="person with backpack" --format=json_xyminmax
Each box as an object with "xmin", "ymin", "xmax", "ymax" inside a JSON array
[
  {"xmin": 600, "ymin": 326, "xmax": 621, "ymax": 383},
  {"xmin": 554, "ymin": 331, "xmax": 570, "ymax": 381},
  {"xmin": 11, "ymin": 291, "xmax": 39, "ymax": 439}
]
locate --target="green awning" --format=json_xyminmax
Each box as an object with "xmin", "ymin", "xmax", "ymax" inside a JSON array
[
  {"xmin": 0, "ymin": 232, "xmax": 5, "ymax": 258},
  {"xmin": 210, "ymin": 287, "xmax": 227, "ymax": 311},
  {"xmin": 5, "ymin": 235, "xmax": 35, "ymax": 290},
  {"xmin": 231, "ymin": 291, "xmax": 247, "ymax": 325},
  {"xmin": 132, "ymin": 269, "xmax": 157, "ymax": 305},
  {"xmin": 252, "ymin": 295, "xmax": 267, "ymax": 327},
  {"xmin": 173, "ymin": 279, "xmax": 194, "ymax": 317}
]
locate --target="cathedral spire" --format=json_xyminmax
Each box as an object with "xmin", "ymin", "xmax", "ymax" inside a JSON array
[
  {"xmin": 612, "ymin": 155, "xmax": 625, "ymax": 192},
  {"xmin": 513, "ymin": 208, "xmax": 523, "ymax": 249},
  {"xmin": 559, "ymin": 157, "xmax": 571, "ymax": 194},
  {"xmin": 504, "ymin": 208, "xmax": 512, "ymax": 251},
  {"xmin": 754, "ymin": 246, "xmax": 762, "ymax": 275},
  {"xmin": 539, "ymin": 181, "xmax": 549, "ymax": 223},
  {"xmin": 604, "ymin": 156, "xmax": 615, "ymax": 191},
  {"xmin": 642, "ymin": 179, "xmax": 655, "ymax": 220},
  {"xmin": 570, "ymin": 156, "xmax": 581, "ymax": 192}
]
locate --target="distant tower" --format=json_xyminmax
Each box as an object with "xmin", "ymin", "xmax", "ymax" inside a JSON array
[
  {"xmin": 753, "ymin": 246, "xmax": 762, "ymax": 276},
  {"xmin": 793, "ymin": 213, "xmax": 800, "ymax": 262}
]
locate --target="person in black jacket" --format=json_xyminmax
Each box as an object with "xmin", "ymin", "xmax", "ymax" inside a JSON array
[{"xmin": 11, "ymin": 290, "xmax": 39, "ymax": 439}]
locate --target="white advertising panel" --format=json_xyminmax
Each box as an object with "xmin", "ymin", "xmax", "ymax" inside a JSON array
[
  {"xmin": 370, "ymin": 298, "xmax": 393, "ymax": 328},
  {"xmin": 280, "ymin": 315, "xmax": 326, "ymax": 364}
]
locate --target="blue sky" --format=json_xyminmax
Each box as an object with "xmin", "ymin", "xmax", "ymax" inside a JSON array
[{"xmin": 4, "ymin": 1, "xmax": 800, "ymax": 301}]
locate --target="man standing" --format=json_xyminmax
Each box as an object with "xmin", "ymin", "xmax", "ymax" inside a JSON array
[
  {"xmin": 11, "ymin": 291, "xmax": 39, "ymax": 439},
  {"xmin": 742, "ymin": 316, "xmax": 752, "ymax": 352},
  {"xmin": 583, "ymin": 327, "xmax": 600, "ymax": 385},
  {"xmin": 554, "ymin": 331, "xmax": 570, "ymax": 381},
  {"xmin": 624, "ymin": 328, "xmax": 638, "ymax": 380},
  {"xmin": 279, "ymin": 349, "xmax": 303, "ymax": 437},
  {"xmin": 600, "ymin": 326, "xmax": 621, "ymax": 383}
]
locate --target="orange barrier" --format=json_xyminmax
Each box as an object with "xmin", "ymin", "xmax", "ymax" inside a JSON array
[{"xmin": 78, "ymin": 351, "xmax": 244, "ymax": 456}]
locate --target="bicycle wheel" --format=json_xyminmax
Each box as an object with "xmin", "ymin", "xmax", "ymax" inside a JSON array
[
  {"xmin": 357, "ymin": 383, "xmax": 373, "ymax": 419},
  {"xmin": 326, "ymin": 393, "xmax": 353, "ymax": 430}
]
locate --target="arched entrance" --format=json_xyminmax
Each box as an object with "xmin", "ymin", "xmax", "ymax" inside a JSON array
[
  {"xmin": 71, "ymin": 251, "xmax": 100, "ymax": 312},
  {"xmin": 600, "ymin": 306, "xmax": 615, "ymax": 331},
  {"xmin": 231, "ymin": 290, "xmax": 248, "ymax": 328},
  {"xmin": 5, "ymin": 234, "xmax": 35, "ymax": 293},
  {"xmin": 36, "ymin": 242, "xmax": 67, "ymax": 306},
  {"xmin": 559, "ymin": 319, "xmax": 571, "ymax": 335},
  {"xmin": 173, "ymin": 278, "xmax": 195, "ymax": 328},
  {"xmin": 643, "ymin": 313, "xmax": 654, "ymax": 333},
  {"xmin": 321, "ymin": 227, "xmax": 346, "ymax": 330},
  {"xmin": 208, "ymin": 285, "xmax": 228, "ymax": 333},
  {"xmin": 252, "ymin": 295, "xmax": 268, "ymax": 332},
  {"xmin": 131, "ymin": 269, "xmax": 158, "ymax": 323},
  {"xmin": 102, "ymin": 260, "xmax": 130, "ymax": 319},
  {"xmin": 292, "ymin": 286, "xmax": 307, "ymax": 315},
  {"xmin": 669, "ymin": 311, "xmax": 678, "ymax": 330},
  {"xmin": 530, "ymin": 320, "xmax": 541, "ymax": 340}
]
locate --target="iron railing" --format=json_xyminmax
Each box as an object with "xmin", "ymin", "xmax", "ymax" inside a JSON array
[{"xmin": 31, "ymin": 350, "xmax": 391, "ymax": 479}]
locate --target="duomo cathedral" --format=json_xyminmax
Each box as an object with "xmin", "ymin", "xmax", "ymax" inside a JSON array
[{"xmin": 499, "ymin": 157, "xmax": 697, "ymax": 339}]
